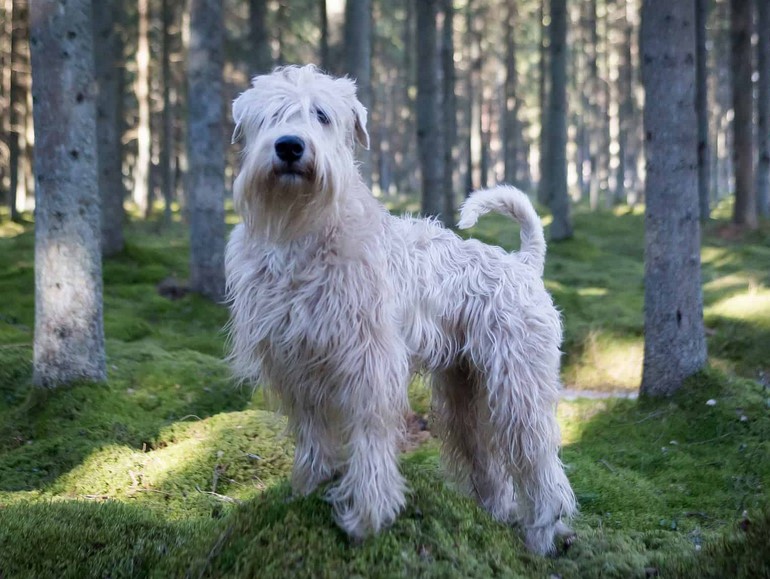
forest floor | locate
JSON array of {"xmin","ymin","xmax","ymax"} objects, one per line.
[{"xmin": 0, "ymin": 201, "xmax": 769, "ymax": 578}]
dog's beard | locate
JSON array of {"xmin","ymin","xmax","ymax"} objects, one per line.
[{"xmin": 234, "ymin": 152, "xmax": 339, "ymax": 243}]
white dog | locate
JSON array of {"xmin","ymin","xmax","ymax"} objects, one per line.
[{"xmin": 226, "ymin": 65, "xmax": 576, "ymax": 555}]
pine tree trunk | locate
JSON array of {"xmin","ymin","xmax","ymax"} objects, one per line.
[
  {"xmin": 546, "ymin": 0, "xmax": 572, "ymax": 240},
  {"xmin": 730, "ymin": 0, "xmax": 756, "ymax": 227},
  {"xmin": 537, "ymin": 1, "xmax": 550, "ymax": 205},
  {"xmin": 93, "ymin": 0, "xmax": 125, "ymax": 256},
  {"xmin": 757, "ymin": 0, "xmax": 770, "ymax": 217},
  {"xmin": 30, "ymin": 0, "xmax": 107, "ymax": 387},
  {"xmin": 134, "ymin": 0, "xmax": 151, "ymax": 216},
  {"xmin": 587, "ymin": 0, "xmax": 600, "ymax": 209},
  {"xmin": 9, "ymin": 0, "xmax": 28, "ymax": 219},
  {"xmin": 319, "ymin": 0, "xmax": 330, "ymax": 72},
  {"xmin": 161, "ymin": 0, "xmax": 174, "ymax": 225},
  {"xmin": 344, "ymin": 0, "xmax": 372, "ymax": 186},
  {"xmin": 503, "ymin": 1, "xmax": 518, "ymax": 187},
  {"xmin": 615, "ymin": 0, "xmax": 634, "ymax": 205},
  {"xmin": 250, "ymin": 0, "xmax": 272, "ymax": 74},
  {"xmin": 187, "ymin": 0, "xmax": 226, "ymax": 301},
  {"xmin": 416, "ymin": 0, "xmax": 444, "ymax": 220},
  {"xmin": 1, "ymin": 0, "xmax": 12, "ymax": 214},
  {"xmin": 640, "ymin": 0, "xmax": 707, "ymax": 397},
  {"xmin": 696, "ymin": 0, "xmax": 711, "ymax": 221},
  {"xmin": 441, "ymin": 0, "xmax": 456, "ymax": 222}
]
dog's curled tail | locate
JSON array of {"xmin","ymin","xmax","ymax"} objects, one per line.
[{"xmin": 458, "ymin": 185, "xmax": 546, "ymax": 275}]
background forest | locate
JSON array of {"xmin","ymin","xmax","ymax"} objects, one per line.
[{"xmin": 1, "ymin": 0, "xmax": 770, "ymax": 577}]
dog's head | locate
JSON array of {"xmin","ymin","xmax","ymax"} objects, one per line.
[{"xmin": 231, "ymin": 65, "xmax": 369, "ymax": 241}]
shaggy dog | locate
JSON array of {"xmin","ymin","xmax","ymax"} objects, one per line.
[{"xmin": 226, "ymin": 65, "xmax": 576, "ymax": 554}]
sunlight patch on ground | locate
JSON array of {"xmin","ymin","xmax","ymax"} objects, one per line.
[
  {"xmin": 577, "ymin": 287, "xmax": 608, "ymax": 297},
  {"xmin": 563, "ymin": 330, "xmax": 643, "ymax": 392},
  {"xmin": 706, "ymin": 289, "xmax": 770, "ymax": 327},
  {"xmin": 49, "ymin": 409, "xmax": 291, "ymax": 518},
  {"xmin": 0, "ymin": 220, "xmax": 26, "ymax": 239}
]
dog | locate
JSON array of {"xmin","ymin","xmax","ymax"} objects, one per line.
[{"xmin": 225, "ymin": 65, "xmax": 576, "ymax": 555}]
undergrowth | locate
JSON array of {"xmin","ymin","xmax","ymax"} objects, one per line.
[{"xmin": 0, "ymin": 205, "xmax": 768, "ymax": 577}]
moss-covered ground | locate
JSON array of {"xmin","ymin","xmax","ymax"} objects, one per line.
[{"xmin": 0, "ymin": 203, "xmax": 768, "ymax": 578}]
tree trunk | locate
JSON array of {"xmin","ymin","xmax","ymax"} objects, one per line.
[
  {"xmin": 441, "ymin": 0, "xmax": 456, "ymax": 222},
  {"xmin": 537, "ymin": 1, "xmax": 550, "ymax": 204},
  {"xmin": 319, "ymin": 0, "xmax": 330, "ymax": 72},
  {"xmin": 546, "ymin": 0, "xmax": 572, "ymax": 240},
  {"xmin": 161, "ymin": 0, "xmax": 175, "ymax": 225},
  {"xmin": 29, "ymin": 0, "xmax": 107, "ymax": 387},
  {"xmin": 416, "ymin": 0, "xmax": 444, "ymax": 220},
  {"xmin": 344, "ymin": 0, "xmax": 372, "ymax": 186},
  {"xmin": 503, "ymin": 1, "xmax": 519, "ymax": 187},
  {"xmin": 640, "ymin": 0, "xmax": 707, "ymax": 397},
  {"xmin": 1, "ymin": 0, "xmax": 12, "ymax": 213},
  {"xmin": 730, "ymin": 0, "xmax": 756, "ymax": 227},
  {"xmin": 757, "ymin": 0, "xmax": 770, "ymax": 217},
  {"xmin": 615, "ymin": 0, "xmax": 635, "ymax": 205},
  {"xmin": 93, "ymin": 0, "xmax": 125, "ymax": 256},
  {"xmin": 187, "ymin": 0, "xmax": 226, "ymax": 301},
  {"xmin": 696, "ymin": 0, "xmax": 711, "ymax": 221},
  {"xmin": 586, "ymin": 0, "xmax": 600, "ymax": 209},
  {"xmin": 9, "ymin": 0, "xmax": 29, "ymax": 220},
  {"xmin": 134, "ymin": 0, "xmax": 152, "ymax": 216},
  {"xmin": 250, "ymin": 0, "xmax": 272, "ymax": 74}
]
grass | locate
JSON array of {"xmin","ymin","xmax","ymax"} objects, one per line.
[{"xmin": 0, "ymin": 203, "xmax": 769, "ymax": 577}]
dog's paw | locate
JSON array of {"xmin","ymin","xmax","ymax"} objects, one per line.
[{"xmin": 523, "ymin": 520, "xmax": 576, "ymax": 556}]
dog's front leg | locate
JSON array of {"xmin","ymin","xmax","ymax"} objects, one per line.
[
  {"xmin": 288, "ymin": 398, "xmax": 338, "ymax": 496},
  {"xmin": 324, "ymin": 343, "xmax": 410, "ymax": 540}
]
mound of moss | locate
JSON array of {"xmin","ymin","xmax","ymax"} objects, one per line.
[{"xmin": 1, "ymin": 209, "xmax": 769, "ymax": 577}]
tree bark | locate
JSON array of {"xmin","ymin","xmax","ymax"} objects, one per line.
[
  {"xmin": 640, "ymin": 0, "xmax": 707, "ymax": 397},
  {"xmin": 503, "ymin": 1, "xmax": 519, "ymax": 187},
  {"xmin": 250, "ymin": 0, "xmax": 272, "ymax": 74},
  {"xmin": 161, "ymin": 0, "xmax": 174, "ymax": 225},
  {"xmin": 545, "ymin": 0, "xmax": 572, "ymax": 240},
  {"xmin": 695, "ymin": 0, "xmax": 710, "ymax": 221},
  {"xmin": 9, "ymin": 0, "xmax": 30, "ymax": 220},
  {"xmin": 319, "ymin": 0, "xmax": 330, "ymax": 72},
  {"xmin": 29, "ymin": 0, "xmax": 107, "ymax": 387},
  {"xmin": 730, "ymin": 0, "xmax": 756, "ymax": 227},
  {"xmin": 134, "ymin": 0, "xmax": 152, "ymax": 216},
  {"xmin": 1, "ymin": 0, "xmax": 12, "ymax": 213},
  {"xmin": 344, "ymin": 0, "xmax": 372, "ymax": 186},
  {"xmin": 757, "ymin": 0, "xmax": 770, "ymax": 217},
  {"xmin": 441, "ymin": 0, "xmax": 456, "ymax": 222},
  {"xmin": 187, "ymin": 0, "xmax": 226, "ymax": 301},
  {"xmin": 537, "ymin": 1, "xmax": 550, "ymax": 205},
  {"xmin": 416, "ymin": 0, "xmax": 444, "ymax": 220},
  {"xmin": 93, "ymin": 0, "xmax": 125, "ymax": 255}
]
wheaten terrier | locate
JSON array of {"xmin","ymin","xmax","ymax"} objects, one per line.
[{"xmin": 226, "ymin": 65, "xmax": 576, "ymax": 554}]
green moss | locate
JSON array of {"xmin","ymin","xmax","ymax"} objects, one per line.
[{"xmin": 1, "ymin": 209, "xmax": 769, "ymax": 576}]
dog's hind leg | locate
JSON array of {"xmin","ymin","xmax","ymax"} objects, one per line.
[
  {"xmin": 432, "ymin": 363, "xmax": 517, "ymax": 524},
  {"xmin": 476, "ymin": 341, "xmax": 577, "ymax": 555}
]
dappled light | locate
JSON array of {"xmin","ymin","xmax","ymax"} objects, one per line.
[{"xmin": 1, "ymin": 0, "xmax": 769, "ymax": 573}]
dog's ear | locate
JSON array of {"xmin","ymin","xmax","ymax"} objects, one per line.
[
  {"xmin": 352, "ymin": 100, "xmax": 370, "ymax": 150},
  {"xmin": 231, "ymin": 122, "xmax": 243, "ymax": 145},
  {"xmin": 231, "ymin": 93, "xmax": 246, "ymax": 144},
  {"xmin": 231, "ymin": 87, "xmax": 258, "ymax": 144}
]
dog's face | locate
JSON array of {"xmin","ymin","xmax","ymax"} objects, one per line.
[{"xmin": 232, "ymin": 65, "xmax": 369, "ymax": 241}]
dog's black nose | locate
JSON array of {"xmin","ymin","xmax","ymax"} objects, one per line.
[{"xmin": 274, "ymin": 136, "xmax": 305, "ymax": 163}]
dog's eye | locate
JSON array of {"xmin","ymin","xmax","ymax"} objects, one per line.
[{"xmin": 316, "ymin": 109, "xmax": 330, "ymax": 125}]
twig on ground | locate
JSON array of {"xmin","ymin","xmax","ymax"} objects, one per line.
[
  {"xmin": 195, "ymin": 485, "xmax": 241, "ymax": 504},
  {"xmin": 598, "ymin": 459, "xmax": 617, "ymax": 474}
]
